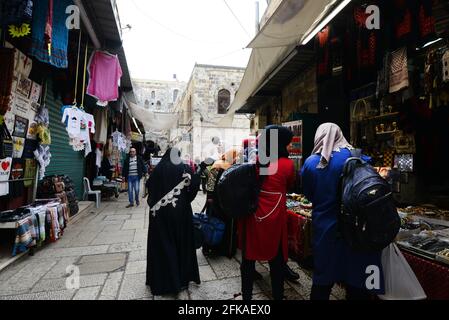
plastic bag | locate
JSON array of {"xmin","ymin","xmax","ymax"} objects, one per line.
[{"xmin": 378, "ymin": 244, "xmax": 427, "ymax": 300}]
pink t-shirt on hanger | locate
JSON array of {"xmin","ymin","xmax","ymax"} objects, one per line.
[{"xmin": 86, "ymin": 51, "xmax": 123, "ymax": 104}]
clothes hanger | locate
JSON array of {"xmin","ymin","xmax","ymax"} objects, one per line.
[
  {"xmin": 79, "ymin": 38, "xmax": 89, "ymax": 112},
  {"xmin": 73, "ymin": 30, "xmax": 82, "ymax": 108}
]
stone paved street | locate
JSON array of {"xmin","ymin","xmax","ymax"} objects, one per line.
[{"xmin": 0, "ymin": 193, "xmax": 345, "ymax": 300}]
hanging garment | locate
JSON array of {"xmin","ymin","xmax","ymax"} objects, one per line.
[
  {"xmin": 390, "ymin": 47, "xmax": 409, "ymax": 93},
  {"xmin": 12, "ymin": 214, "xmax": 38, "ymax": 256},
  {"xmin": 0, "ymin": 48, "xmax": 15, "ymax": 116},
  {"xmin": 0, "ymin": 157, "xmax": 13, "ymax": 196},
  {"xmin": 61, "ymin": 106, "xmax": 83, "ymax": 138},
  {"xmin": 417, "ymin": 0, "xmax": 436, "ymax": 47},
  {"xmin": 15, "ymin": 50, "xmax": 33, "ymax": 78},
  {"xmin": 35, "ymin": 104, "xmax": 49, "ymax": 126},
  {"xmin": 23, "ymin": 158, "xmax": 36, "ymax": 187},
  {"xmin": 442, "ymin": 50, "xmax": 449, "ymax": 83},
  {"xmin": 0, "ymin": 0, "xmax": 33, "ymax": 26},
  {"xmin": 30, "ymin": 0, "xmax": 72, "ymax": 68},
  {"xmin": 36, "ymin": 124, "xmax": 51, "ymax": 145},
  {"xmin": 316, "ymin": 26, "xmax": 331, "ymax": 83},
  {"xmin": 95, "ymin": 147, "xmax": 102, "ymax": 168},
  {"xmin": 12, "ymin": 136, "xmax": 25, "ymax": 158},
  {"xmin": 22, "ymin": 139, "xmax": 38, "ymax": 159},
  {"xmin": 377, "ymin": 53, "xmax": 392, "ymax": 98},
  {"xmin": 33, "ymin": 144, "xmax": 51, "ymax": 179},
  {"xmin": 26, "ymin": 206, "xmax": 46, "ymax": 245},
  {"xmin": 392, "ymin": 0, "xmax": 416, "ymax": 48},
  {"xmin": 87, "ymin": 51, "xmax": 123, "ymax": 104},
  {"xmin": 9, "ymin": 158, "xmax": 25, "ymax": 197},
  {"xmin": 79, "ymin": 111, "xmax": 95, "ymax": 142},
  {"xmin": 93, "ymin": 108, "xmax": 108, "ymax": 144}
]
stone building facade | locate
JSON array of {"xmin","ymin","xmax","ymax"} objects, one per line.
[
  {"xmin": 132, "ymin": 78, "xmax": 186, "ymax": 112},
  {"xmin": 171, "ymin": 64, "xmax": 252, "ymax": 162}
]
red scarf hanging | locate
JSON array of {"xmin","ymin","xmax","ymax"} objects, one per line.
[{"xmin": 44, "ymin": 0, "xmax": 54, "ymax": 55}]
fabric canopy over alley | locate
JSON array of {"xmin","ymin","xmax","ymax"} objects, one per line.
[{"xmin": 222, "ymin": 0, "xmax": 340, "ymax": 125}]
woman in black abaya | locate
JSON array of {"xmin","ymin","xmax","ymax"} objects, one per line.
[{"xmin": 146, "ymin": 148, "xmax": 201, "ymax": 295}]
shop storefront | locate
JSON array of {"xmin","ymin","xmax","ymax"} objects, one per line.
[
  {"xmin": 234, "ymin": 0, "xmax": 449, "ymax": 300},
  {"xmin": 0, "ymin": 0, "xmax": 134, "ymax": 269}
]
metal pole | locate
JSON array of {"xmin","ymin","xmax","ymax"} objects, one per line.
[{"xmin": 255, "ymin": 1, "xmax": 260, "ymax": 34}]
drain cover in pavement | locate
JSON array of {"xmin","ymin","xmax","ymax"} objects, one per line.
[{"xmin": 77, "ymin": 253, "xmax": 127, "ymax": 275}]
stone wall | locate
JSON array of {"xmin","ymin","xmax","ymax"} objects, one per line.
[
  {"xmin": 173, "ymin": 64, "xmax": 251, "ymax": 161},
  {"xmin": 132, "ymin": 79, "xmax": 186, "ymax": 112}
]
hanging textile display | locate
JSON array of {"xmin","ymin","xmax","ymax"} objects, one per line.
[
  {"xmin": 9, "ymin": 158, "xmax": 25, "ymax": 197},
  {"xmin": 442, "ymin": 50, "xmax": 449, "ymax": 83},
  {"xmin": 0, "ymin": 157, "xmax": 13, "ymax": 197},
  {"xmin": 12, "ymin": 136, "xmax": 25, "ymax": 158},
  {"xmin": 390, "ymin": 47, "xmax": 409, "ymax": 93},
  {"xmin": 111, "ymin": 130, "xmax": 127, "ymax": 152},
  {"xmin": 0, "ymin": 0, "xmax": 33, "ymax": 25},
  {"xmin": 316, "ymin": 26, "xmax": 331, "ymax": 83},
  {"xmin": 33, "ymin": 144, "xmax": 51, "ymax": 180},
  {"xmin": 0, "ymin": 48, "xmax": 15, "ymax": 116},
  {"xmin": 417, "ymin": 0, "xmax": 436, "ymax": 47},
  {"xmin": 60, "ymin": 105, "xmax": 95, "ymax": 152},
  {"xmin": 59, "ymin": 36, "xmax": 96, "ymax": 154},
  {"xmin": 23, "ymin": 159, "xmax": 37, "ymax": 188},
  {"xmin": 30, "ymin": 0, "xmax": 72, "ymax": 68},
  {"xmin": 87, "ymin": 51, "xmax": 123, "ymax": 106}
]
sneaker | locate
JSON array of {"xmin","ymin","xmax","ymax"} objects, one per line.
[
  {"xmin": 126, "ymin": 204, "xmax": 134, "ymax": 208},
  {"xmin": 136, "ymin": 201, "xmax": 140, "ymax": 207}
]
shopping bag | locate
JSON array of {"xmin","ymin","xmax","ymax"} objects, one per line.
[
  {"xmin": 378, "ymin": 243, "xmax": 427, "ymax": 300},
  {"xmin": 192, "ymin": 213, "xmax": 225, "ymax": 247}
]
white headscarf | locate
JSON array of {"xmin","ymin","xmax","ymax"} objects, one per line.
[{"xmin": 312, "ymin": 123, "xmax": 353, "ymax": 169}]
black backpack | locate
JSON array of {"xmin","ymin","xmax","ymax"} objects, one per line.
[
  {"xmin": 216, "ymin": 164, "xmax": 260, "ymax": 219},
  {"xmin": 339, "ymin": 150, "xmax": 401, "ymax": 252}
]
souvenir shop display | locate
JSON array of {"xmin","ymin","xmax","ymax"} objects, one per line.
[
  {"xmin": 36, "ymin": 175, "xmax": 79, "ymax": 217},
  {"xmin": 61, "ymin": 105, "xmax": 95, "ymax": 152},
  {"xmin": 286, "ymin": 194, "xmax": 313, "ymax": 264},
  {"xmin": 87, "ymin": 50, "xmax": 123, "ymax": 106},
  {"xmin": 0, "ymin": 199, "xmax": 70, "ymax": 256},
  {"xmin": 111, "ymin": 130, "xmax": 128, "ymax": 153},
  {"xmin": 30, "ymin": 0, "xmax": 73, "ymax": 69}
]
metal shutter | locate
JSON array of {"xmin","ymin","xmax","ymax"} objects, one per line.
[{"xmin": 45, "ymin": 85, "xmax": 86, "ymax": 199}]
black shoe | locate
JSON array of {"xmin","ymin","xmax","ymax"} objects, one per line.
[
  {"xmin": 254, "ymin": 270, "xmax": 264, "ymax": 281},
  {"xmin": 284, "ymin": 265, "xmax": 300, "ymax": 282},
  {"xmin": 136, "ymin": 201, "xmax": 140, "ymax": 207},
  {"xmin": 126, "ymin": 204, "xmax": 134, "ymax": 208}
]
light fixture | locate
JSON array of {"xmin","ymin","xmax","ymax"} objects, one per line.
[
  {"xmin": 301, "ymin": 0, "xmax": 352, "ymax": 45},
  {"xmin": 422, "ymin": 38, "xmax": 443, "ymax": 49}
]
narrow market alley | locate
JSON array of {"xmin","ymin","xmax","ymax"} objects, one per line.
[{"xmin": 0, "ymin": 194, "xmax": 345, "ymax": 300}]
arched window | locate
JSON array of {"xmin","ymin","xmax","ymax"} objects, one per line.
[
  {"xmin": 173, "ymin": 89, "xmax": 179, "ymax": 102},
  {"xmin": 151, "ymin": 91, "xmax": 155, "ymax": 99},
  {"xmin": 217, "ymin": 89, "xmax": 231, "ymax": 114}
]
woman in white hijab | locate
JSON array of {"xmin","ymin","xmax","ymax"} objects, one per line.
[{"xmin": 301, "ymin": 123, "xmax": 383, "ymax": 300}]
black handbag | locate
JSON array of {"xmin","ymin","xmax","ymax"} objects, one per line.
[{"xmin": 0, "ymin": 122, "xmax": 13, "ymax": 158}]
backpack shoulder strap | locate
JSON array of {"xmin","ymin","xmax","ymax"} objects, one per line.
[{"xmin": 342, "ymin": 148, "xmax": 364, "ymax": 177}]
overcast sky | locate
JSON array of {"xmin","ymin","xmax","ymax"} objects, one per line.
[{"xmin": 117, "ymin": 0, "xmax": 268, "ymax": 82}]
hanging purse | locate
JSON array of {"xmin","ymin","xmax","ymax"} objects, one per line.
[{"xmin": 0, "ymin": 122, "xmax": 14, "ymax": 158}]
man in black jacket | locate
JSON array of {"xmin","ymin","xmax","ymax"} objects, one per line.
[{"xmin": 122, "ymin": 148, "xmax": 146, "ymax": 208}]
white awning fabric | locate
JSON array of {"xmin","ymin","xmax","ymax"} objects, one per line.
[
  {"xmin": 124, "ymin": 99, "xmax": 179, "ymax": 133},
  {"xmin": 221, "ymin": 0, "xmax": 340, "ymax": 126}
]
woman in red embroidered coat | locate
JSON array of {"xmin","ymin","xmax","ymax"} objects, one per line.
[{"xmin": 238, "ymin": 125, "xmax": 295, "ymax": 300}]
